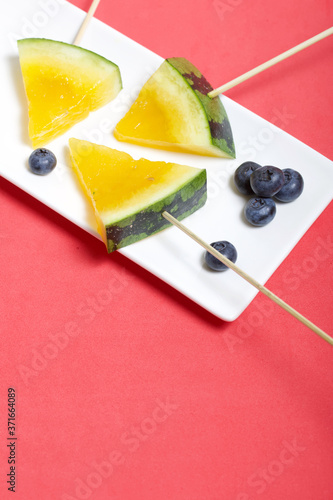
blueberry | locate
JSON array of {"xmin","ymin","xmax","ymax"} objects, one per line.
[
  {"xmin": 234, "ymin": 161, "xmax": 261, "ymax": 195},
  {"xmin": 28, "ymin": 148, "xmax": 57, "ymax": 175},
  {"xmin": 275, "ymin": 168, "xmax": 304, "ymax": 202},
  {"xmin": 205, "ymin": 241, "xmax": 237, "ymax": 271},
  {"xmin": 244, "ymin": 197, "xmax": 276, "ymax": 226},
  {"xmin": 250, "ymin": 165, "xmax": 284, "ymax": 197}
]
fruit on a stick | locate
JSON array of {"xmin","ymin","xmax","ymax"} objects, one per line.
[
  {"xmin": 69, "ymin": 138, "xmax": 207, "ymax": 252},
  {"xmin": 18, "ymin": 38, "xmax": 122, "ymax": 148},
  {"xmin": 114, "ymin": 58, "xmax": 235, "ymax": 158}
]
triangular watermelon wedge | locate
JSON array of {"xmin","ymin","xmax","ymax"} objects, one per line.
[
  {"xmin": 69, "ymin": 138, "xmax": 207, "ymax": 253},
  {"xmin": 18, "ymin": 38, "xmax": 122, "ymax": 148},
  {"xmin": 114, "ymin": 57, "xmax": 235, "ymax": 158}
]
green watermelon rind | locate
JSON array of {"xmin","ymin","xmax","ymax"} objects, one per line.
[
  {"xmin": 17, "ymin": 38, "xmax": 122, "ymax": 82},
  {"xmin": 166, "ymin": 57, "xmax": 235, "ymax": 159},
  {"xmin": 105, "ymin": 169, "xmax": 207, "ymax": 253}
]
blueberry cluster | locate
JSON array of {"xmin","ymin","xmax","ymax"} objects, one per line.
[{"xmin": 234, "ymin": 161, "xmax": 304, "ymax": 226}]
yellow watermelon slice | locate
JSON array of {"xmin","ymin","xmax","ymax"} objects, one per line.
[
  {"xmin": 114, "ymin": 58, "xmax": 235, "ymax": 158},
  {"xmin": 69, "ymin": 138, "xmax": 207, "ymax": 253},
  {"xmin": 18, "ymin": 38, "xmax": 122, "ymax": 148}
]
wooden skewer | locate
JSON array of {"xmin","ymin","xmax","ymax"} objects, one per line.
[
  {"xmin": 73, "ymin": 0, "xmax": 101, "ymax": 45},
  {"xmin": 162, "ymin": 211, "xmax": 333, "ymax": 347},
  {"xmin": 208, "ymin": 27, "xmax": 333, "ymax": 98}
]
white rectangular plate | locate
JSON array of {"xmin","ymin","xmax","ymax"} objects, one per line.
[{"xmin": 1, "ymin": 0, "xmax": 333, "ymax": 321}]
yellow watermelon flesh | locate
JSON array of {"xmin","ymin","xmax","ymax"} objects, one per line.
[
  {"xmin": 114, "ymin": 58, "xmax": 235, "ymax": 158},
  {"xmin": 18, "ymin": 38, "xmax": 122, "ymax": 148}
]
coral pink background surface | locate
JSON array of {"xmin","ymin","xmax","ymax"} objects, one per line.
[{"xmin": 1, "ymin": 0, "xmax": 333, "ymax": 499}]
